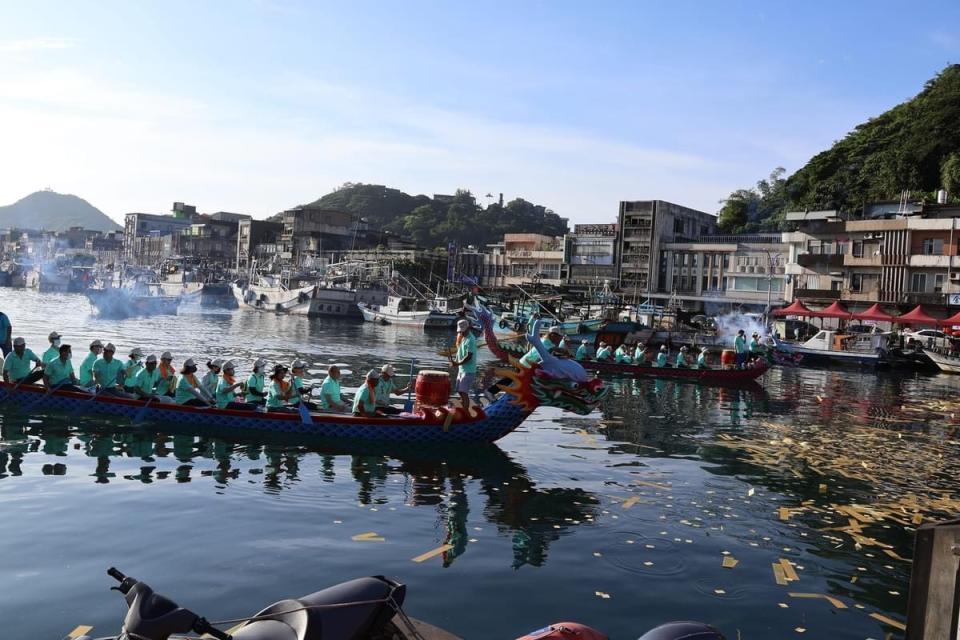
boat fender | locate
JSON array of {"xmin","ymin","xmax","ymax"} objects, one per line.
[
  {"xmin": 516, "ymin": 622, "xmax": 608, "ymax": 640},
  {"xmin": 637, "ymin": 622, "xmax": 726, "ymax": 640}
]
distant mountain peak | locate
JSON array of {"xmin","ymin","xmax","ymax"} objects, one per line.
[{"xmin": 0, "ymin": 190, "xmax": 121, "ymax": 232}]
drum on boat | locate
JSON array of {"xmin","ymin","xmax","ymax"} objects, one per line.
[
  {"xmin": 415, "ymin": 370, "xmax": 451, "ymax": 407},
  {"xmin": 720, "ymin": 349, "xmax": 736, "ymax": 369}
]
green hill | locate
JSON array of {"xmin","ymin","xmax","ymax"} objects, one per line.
[
  {"xmin": 303, "ymin": 183, "xmax": 569, "ymax": 248},
  {"xmin": 0, "ymin": 190, "xmax": 121, "ymax": 232},
  {"xmin": 719, "ymin": 64, "xmax": 960, "ymax": 232}
]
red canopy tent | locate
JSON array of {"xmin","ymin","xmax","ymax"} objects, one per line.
[
  {"xmin": 810, "ymin": 301, "xmax": 853, "ymax": 319},
  {"xmin": 852, "ymin": 303, "xmax": 897, "ymax": 323},
  {"xmin": 772, "ymin": 299, "xmax": 813, "ymax": 317},
  {"xmin": 896, "ymin": 305, "xmax": 940, "ymax": 327},
  {"xmin": 937, "ymin": 310, "xmax": 960, "ymax": 327}
]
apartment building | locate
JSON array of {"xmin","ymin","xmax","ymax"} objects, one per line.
[
  {"xmin": 617, "ymin": 200, "xmax": 716, "ymax": 296},
  {"xmin": 564, "ymin": 224, "xmax": 618, "ymax": 288},
  {"xmin": 502, "ymin": 233, "xmax": 566, "ymax": 286},
  {"xmin": 783, "ymin": 200, "xmax": 960, "ymax": 313}
]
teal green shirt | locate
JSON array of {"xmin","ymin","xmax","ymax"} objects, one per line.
[
  {"xmin": 655, "ymin": 352, "xmax": 668, "ymax": 367},
  {"xmin": 675, "ymin": 353, "xmax": 687, "ymax": 367},
  {"xmin": 520, "ymin": 336, "xmax": 558, "ymax": 367},
  {"xmin": 78, "ymin": 352, "xmax": 99, "ymax": 386},
  {"xmin": 156, "ymin": 365, "xmax": 176, "ymax": 395},
  {"xmin": 375, "ymin": 377, "xmax": 397, "ymax": 406},
  {"xmin": 596, "ymin": 346, "xmax": 612, "ymax": 360},
  {"xmin": 697, "ymin": 353, "xmax": 708, "ymax": 367},
  {"xmin": 266, "ymin": 380, "xmax": 291, "ymax": 408},
  {"xmin": 42, "ymin": 345, "xmax": 60, "ymax": 363},
  {"xmin": 123, "ymin": 358, "xmax": 143, "ymax": 387},
  {"xmin": 575, "ymin": 345, "xmax": 589, "ymax": 361},
  {"xmin": 3, "ymin": 349, "xmax": 41, "ymax": 381},
  {"xmin": 749, "ymin": 338, "xmax": 761, "ymax": 352},
  {"xmin": 734, "ymin": 335, "xmax": 747, "ymax": 354},
  {"xmin": 215, "ymin": 376, "xmax": 241, "ymax": 408},
  {"xmin": 615, "ymin": 347, "xmax": 632, "ymax": 363},
  {"xmin": 135, "ymin": 367, "xmax": 161, "ymax": 395},
  {"xmin": 175, "ymin": 374, "xmax": 205, "ymax": 404},
  {"xmin": 457, "ymin": 333, "xmax": 478, "ymax": 375},
  {"xmin": 244, "ymin": 373, "xmax": 265, "ymax": 402},
  {"xmin": 93, "ymin": 358, "xmax": 124, "ymax": 387},
  {"xmin": 45, "ymin": 357, "xmax": 75, "ymax": 385},
  {"xmin": 201, "ymin": 371, "xmax": 219, "ymax": 397},
  {"xmin": 352, "ymin": 383, "xmax": 376, "ymax": 414},
  {"xmin": 319, "ymin": 376, "xmax": 342, "ymax": 410}
]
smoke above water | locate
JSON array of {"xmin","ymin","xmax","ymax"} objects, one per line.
[{"xmin": 713, "ymin": 312, "xmax": 768, "ymax": 347}]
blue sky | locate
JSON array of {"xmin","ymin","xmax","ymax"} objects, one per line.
[{"xmin": 1, "ymin": 1, "xmax": 959, "ymax": 225}]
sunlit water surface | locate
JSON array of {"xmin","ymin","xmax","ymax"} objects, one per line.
[{"xmin": 2, "ymin": 289, "xmax": 957, "ymax": 639}]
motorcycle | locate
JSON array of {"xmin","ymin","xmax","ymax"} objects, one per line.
[{"xmin": 65, "ymin": 568, "xmax": 726, "ymax": 640}]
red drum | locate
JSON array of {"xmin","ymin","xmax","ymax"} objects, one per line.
[
  {"xmin": 720, "ymin": 349, "xmax": 736, "ymax": 369},
  {"xmin": 415, "ymin": 370, "xmax": 451, "ymax": 407}
]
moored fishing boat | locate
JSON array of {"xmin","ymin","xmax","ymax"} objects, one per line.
[
  {"xmin": 86, "ymin": 285, "xmax": 180, "ymax": 318},
  {"xmin": 922, "ymin": 348, "xmax": 960, "ymax": 373},
  {"xmin": 358, "ymin": 295, "xmax": 459, "ymax": 328}
]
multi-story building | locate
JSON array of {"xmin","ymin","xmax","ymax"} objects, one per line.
[
  {"xmin": 617, "ymin": 200, "xmax": 716, "ymax": 297},
  {"xmin": 564, "ymin": 224, "xmax": 619, "ymax": 288},
  {"xmin": 660, "ymin": 233, "xmax": 788, "ymax": 312},
  {"xmin": 502, "ymin": 233, "xmax": 566, "ymax": 286},
  {"xmin": 279, "ymin": 206, "xmax": 355, "ymax": 266},
  {"xmin": 782, "ymin": 199, "xmax": 960, "ymax": 314},
  {"xmin": 236, "ymin": 218, "xmax": 283, "ymax": 272},
  {"xmin": 124, "ymin": 212, "xmax": 193, "ymax": 264}
]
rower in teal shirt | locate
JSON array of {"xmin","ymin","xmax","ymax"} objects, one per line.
[
  {"xmin": 42, "ymin": 331, "xmax": 62, "ymax": 363},
  {"xmin": 93, "ymin": 343, "xmax": 125, "ymax": 391},
  {"xmin": 2, "ymin": 337, "xmax": 44, "ymax": 384},
  {"xmin": 575, "ymin": 340, "xmax": 591, "ymax": 361},
  {"xmin": 43, "ymin": 345, "xmax": 77, "ymax": 387},
  {"xmin": 319, "ymin": 366, "xmax": 346, "ymax": 411},
  {"xmin": 654, "ymin": 346, "xmax": 669, "ymax": 367},
  {"xmin": 675, "ymin": 346, "xmax": 689, "ymax": 368},
  {"xmin": 696, "ymin": 347, "xmax": 709, "ymax": 369},
  {"xmin": 78, "ymin": 340, "xmax": 103, "ymax": 387},
  {"xmin": 133, "ymin": 355, "xmax": 162, "ymax": 398},
  {"xmin": 352, "ymin": 369, "xmax": 380, "ymax": 416},
  {"xmin": 614, "ymin": 344, "xmax": 633, "ymax": 364},
  {"xmin": 244, "ymin": 359, "xmax": 268, "ymax": 405},
  {"xmin": 122, "ymin": 347, "xmax": 145, "ymax": 391},
  {"xmin": 519, "ymin": 329, "xmax": 562, "ymax": 367},
  {"xmin": 595, "ymin": 342, "xmax": 613, "ymax": 361}
]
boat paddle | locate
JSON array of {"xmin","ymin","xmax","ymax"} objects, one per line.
[
  {"xmin": 2, "ymin": 365, "xmax": 41, "ymax": 403},
  {"xmin": 297, "ymin": 400, "xmax": 312, "ymax": 425},
  {"xmin": 132, "ymin": 396, "xmax": 156, "ymax": 425},
  {"xmin": 403, "ymin": 358, "xmax": 417, "ymax": 412}
]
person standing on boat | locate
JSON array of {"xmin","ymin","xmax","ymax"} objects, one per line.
[
  {"xmin": 3, "ymin": 337, "xmax": 44, "ymax": 385},
  {"xmin": 244, "ymin": 358, "xmax": 268, "ymax": 406},
  {"xmin": 675, "ymin": 345, "xmax": 689, "ymax": 368},
  {"xmin": 352, "ymin": 369, "xmax": 381, "ymax": 417},
  {"xmin": 122, "ymin": 348, "xmax": 145, "ymax": 393},
  {"xmin": 614, "ymin": 343, "xmax": 633, "ymax": 364},
  {"xmin": 595, "ymin": 341, "xmax": 613, "ymax": 361},
  {"xmin": 319, "ymin": 365, "xmax": 347, "ymax": 412},
  {"xmin": 290, "ymin": 360, "xmax": 318, "ymax": 410},
  {"xmin": 575, "ymin": 339, "xmax": 592, "ymax": 361},
  {"xmin": 132, "ymin": 354, "xmax": 162, "ymax": 399},
  {"xmin": 201, "ymin": 359, "xmax": 223, "ymax": 398},
  {"xmin": 0, "ymin": 310, "xmax": 11, "ymax": 356},
  {"xmin": 519, "ymin": 327, "xmax": 562, "ymax": 368},
  {"xmin": 93, "ymin": 343, "xmax": 125, "ymax": 394},
  {"xmin": 375, "ymin": 363, "xmax": 410, "ymax": 415},
  {"xmin": 448, "ymin": 318, "xmax": 477, "ymax": 410},
  {"xmin": 156, "ymin": 352, "xmax": 177, "ymax": 397},
  {"xmin": 749, "ymin": 332, "xmax": 762, "ymax": 355},
  {"xmin": 696, "ymin": 347, "xmax": 710, "ymax": 368},
  {"xmin": 175, "ymin": 358, "xmax": 213, "ymax": 406},
  {"xmin": 654, "ymin": 345, "xmax": 669, "ymax": 367},
  {"xmin": 42, "ymin": 331, "xmax": 63, "ymax": 363},
  {"xmin": 734, "ymin": 329, "xmax": 747, "ymax": 369},
  {"xmin": 216, "ymin": 361, "xmax": 252, "ymax": 410},
  {"xmin": 43, "ymin": 344, "xmax": 82, "ymax": 391},
  {"xmin": 77, "ymin": 340, "xmax": 103, "ymax": 389}
]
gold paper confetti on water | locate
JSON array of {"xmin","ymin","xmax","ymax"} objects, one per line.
[
  {"xmin": 622, "ymin": 496, "xmax": 640, "ymax": 509},
  {"xmin": 778, "ymin": 507, "xmax": 792, "ymax": 521},
  {"xmin": 633, "ymin": 480, "xmax": 671, "ymax": 490},
  {"xmin": 818, "ymin": 483, "xmax": 827, "ymax": 493},
  {"xmin": 68, "ymin": 626, "xmax": 93, "ymax": 639},
  {"xmin": 883, "ymin": 549, "xmax": 911, "ymax": 562},
  {"xmin": 722, "ymin": 556, "xmax": 739, "ymax": 569},
  {"xmin": 411, "ymin": 544, "xmax": 454, "ymax": 563},
  {"xmin": 779, "ymin": 559, "xmax": 800, "ymax": 582},
  {"xmin": 351, "ymin": 532, "xmax": 385, "ymax": 542},
  {"xmin": 787, "ymin": 592, "xmax": 847, "ymax": 609},
  {"xmin": 868, "ymin": 613, "xmax": 906, "ymax": 631},
  {"xmin": 772, "ymin": 563, "xmax": 788, "ymax": 586}
]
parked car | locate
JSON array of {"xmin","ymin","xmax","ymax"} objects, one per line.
[{"xmin": 902, "ymin": 328, "xmax": 953, "ymax": 350}]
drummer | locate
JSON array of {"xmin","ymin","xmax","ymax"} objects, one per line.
[{"xmin": 375, "ymin": 363, "xmax": 410, "ymax": 415}]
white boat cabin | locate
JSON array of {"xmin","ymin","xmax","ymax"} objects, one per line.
[{"xmin": 802, "ymin": 330, "xmax": 885, "ymax": 353}]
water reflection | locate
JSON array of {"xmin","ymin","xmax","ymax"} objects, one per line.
[{"xmin": 0, "ymin": 420, "xmax": 599, "ymax": 569}]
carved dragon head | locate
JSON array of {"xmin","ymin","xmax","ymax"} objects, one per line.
[{"xmin": 497, "ymin": 358, "xmax": 608, "ymax": 416}]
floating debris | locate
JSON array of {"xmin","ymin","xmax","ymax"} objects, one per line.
[
  {"xmin": 411, "ymin": 544, "xmax": 454, "ymax": 563},
  {"xmin": 787, "ymin": 592, "xmax": 847, "ymax": 609}
]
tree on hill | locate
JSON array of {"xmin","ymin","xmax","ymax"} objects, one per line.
[{"xmin": 720, "ymin": 64, "xmax": 960, "ymax": 229}]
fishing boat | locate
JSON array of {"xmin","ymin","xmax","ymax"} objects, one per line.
[
  {"xmin": 233, "ymin": 275, "xmax": 372, "ymax": 318},
  {"xmin": 85, "ymin": 282, "xmax": 180, "ymax": 318},
  {"xmin": 921, "ymin": 348, "xmax": 960, "ymax": 373},
  {"xmin": 0, "ymin": 315, "xmax": 606, "ymax": 443},
  {"xmin": 358, "ymin": 295, "xmax": 460, "ymax": 328}
]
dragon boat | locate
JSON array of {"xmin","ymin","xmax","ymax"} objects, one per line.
[
  {"xmin": 0, "ymin": 315, "xmax": 607, "ymax": 444},
  {"xmin": 477, "ymin": 306, "xmax": 770, "ymax": 385}
]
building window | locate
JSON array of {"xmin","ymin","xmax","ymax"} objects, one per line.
[
  {"xmin": 923, "ymin": 238, "xmax": 944, "ymax": 255},
  {"xmin": 851, "ymin": 273, "xmax": 863, "ymax": 292},
  {"xmin": 852, "ymin": 241, "xmax": 864, "ymax": 258},
  {"xmin": 935, "ymin": 273, "xmax": 945, "ymax": 293},
  {"xmin": 674, "ymin": 219, "xmax": 684, "ymax": 234},
  {"xmin": 911, "ymin": 273, "xmax": 927, "ymax": 292}
]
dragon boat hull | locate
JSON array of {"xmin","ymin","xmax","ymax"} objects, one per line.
[
  {"xmin": 0, "ymin": 382, "xmax": 531, "ymax": 445},
  {"xmin": 579, "ymin": 358, "xmax": 769, "ymax": 382}
]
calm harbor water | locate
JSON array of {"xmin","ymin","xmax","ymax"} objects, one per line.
[{"xmin": 1, "ymin": 288, "xmax": 957, "ymax": 639}]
